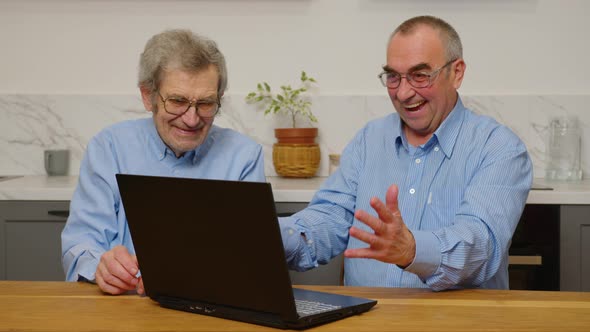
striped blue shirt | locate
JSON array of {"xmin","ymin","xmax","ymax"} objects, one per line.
[
  {"xmin": 62, "ymin": 118, "xmax": 265, "ymax": 282},
  {"xmin": 280, "ymin": 97, "xmax": 532, "ymax": 291}
]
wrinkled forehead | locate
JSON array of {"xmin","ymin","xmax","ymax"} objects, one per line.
[{"xmin": 386, "ymin": 26, "xmax": 446, "ymax": 72}]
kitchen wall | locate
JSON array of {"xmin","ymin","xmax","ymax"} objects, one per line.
[
  {"xmin": 1, "ymin": 1, "xmax": 588, "ymax": 178},
  {"xmin": 1, "ymin": 94, "xmax": 588, "ymax": 178}
]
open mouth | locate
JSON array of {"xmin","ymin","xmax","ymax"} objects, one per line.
[{"xmin": 404, "ymin": 100, "xmax": 426, "ymax": 112}]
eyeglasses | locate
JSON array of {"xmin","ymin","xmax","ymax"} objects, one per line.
[
  {"xmin": 378, "ymin": 59, "xmax": 457, "ymax": 89},
  {"xmin": 158, "ymin": 92, "xmax": 220, "ymax": 118}
]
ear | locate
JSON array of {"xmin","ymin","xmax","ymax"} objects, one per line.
[
  {"xmin": 140, "ymin": 86, "xmax": 155, "ymax": 113},
  {"xmin": 452, "ymin": 59, "xmax": 466, "ymax": 90}
]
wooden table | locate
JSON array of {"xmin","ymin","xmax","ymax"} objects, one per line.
[{"xmin": 1, "ymin": 281, "xmax": 589, "ymax": 331}]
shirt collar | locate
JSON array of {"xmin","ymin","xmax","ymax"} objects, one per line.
[
  {"xmin": 432, "ymin": 96, "xmax": 465, "ymax": 158},
  {"xmin": 146, "ymin": 120, "xmax": 168, "ymax": 161},
  {"xmin": 393, "ymin": 116, "xmax": 406, "ymax": 154},
  {"xmin": 393, "ymin": 95, "xmax": 466, "ymax": 158}
]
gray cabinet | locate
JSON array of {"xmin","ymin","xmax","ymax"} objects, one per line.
[
  {"xmin": 0, "ymin": 201, "xmax": 68, "ymax": 281},
  {"xmin": 560, "ymin": 205, "xmax": 590, "ymax": 291},
  {"xmin": 0, "ymin": 200, "xmax": 345, "ymax": 285},
  {"xmin": 278, "ymin": 202, "xmax": 590, "ymax": 291},
  {"xmin": 2, "ymin": 200, "xmax": 586, "ymax": 290}
]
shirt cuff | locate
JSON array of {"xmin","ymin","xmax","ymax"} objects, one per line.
[
  {"xmin": 278, "ymin": 216, "xmax": 315, "ymax": 271},
  {"xmin": 403, "ymin": 230, "xmax": 441, "ymax": 280},
  {"xmin": 66, "ymin": 250, "xmax": 100, "ymax": 283}
]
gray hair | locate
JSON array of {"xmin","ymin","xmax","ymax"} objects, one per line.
[
  {"xmin": 391, "ymin": 15, "xmax": 463, "ymax": 62},
  {"xmin": 138, "ymin": 29, "xmax": 228, "ymax": 99}
]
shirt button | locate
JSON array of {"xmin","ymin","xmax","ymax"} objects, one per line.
[
  {"xmin": 409, "ymin": 188, "xmax": 416, "ymax": 194},
  {"xmin": 415, "ymin": 158, "xmax": 421, "ymax": 164},
  {"xmin": 434, "ymin": 146, "xmax": 440, "ymax": 152},
  {"xmin": 288, "ymin": 229, "xmax": 294, "ymax": 236}
]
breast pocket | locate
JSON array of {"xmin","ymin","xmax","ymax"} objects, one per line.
[{"xmin": 422, "ymin": 187, "xmax": 463, "ymax": 230}]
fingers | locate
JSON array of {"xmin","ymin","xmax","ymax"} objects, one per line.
[
  {"xmin": 354, "ymin": 209, "xmax": 386, "ymax": 235},
  {"xmin": 368, "ymin": 185, "xmax": 402, "ymax": 227},
  {"xmin": 96, "ymin": 263, "xmax": 129, "ymax": 295},
  {"xmin": 348, "ymin": 184, "xmax": 415, "ymax": 265},
  {"xmin": 113, "ymin": 246, "xmax": 139, "ymax": 277},
  {"xmin": 349, "ymin": 225, "xmax": 379, "ymax": 247},
  {"xmin": 385, "ymin": 184, "xmax": 400, "ymax": 216},
  {"xmin": 95, "ymin": 245, "xmax": 140, "ymax": 295},
  {"xmin": 136, "ymin": 277, "xmax": 145, "ymax": 296},
  {"xmin": 344, "ymin": 246, "xmax": 377, "ymax": 259},
  {"xmin": 132, "ymin": 254, "xmax": 145, "ymax": 295},
  {"xmin": 345, "ymin": 226, "xmax": 388, "ymax": 261}
]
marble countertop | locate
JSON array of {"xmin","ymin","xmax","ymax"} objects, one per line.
[{"xmin": 0, "ymin": 175, "xmax": 590, "ymax": 205}]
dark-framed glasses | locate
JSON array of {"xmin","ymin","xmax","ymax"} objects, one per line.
[
  {"xmin": 378, "ymin": 59, "xmax": 457, "ymax": 89},
  {"xmin": 158, "ymin": 92, "xmax": 220, "ymax": 118}
]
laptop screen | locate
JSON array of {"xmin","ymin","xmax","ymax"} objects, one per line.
[
  {"xmin": 117, "ymin": 174, "xmax": 298, "ymax": 319},
  {"xmin": 118, "ymin": 174, "xmax": 377, "ymax": 329}
]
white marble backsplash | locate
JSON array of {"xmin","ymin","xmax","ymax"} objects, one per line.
[{"xmin": 0, "ymin": 94, "xmax": 588, "ymax": 179}]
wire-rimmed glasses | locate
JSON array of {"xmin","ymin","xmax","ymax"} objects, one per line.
[
  {"xmin": 378, "ymin": 59, "xmax": 457, "ymax": 89},
  {"xmin": 158, "ymin": 92, "xmax": 220, "ymax": 118}
]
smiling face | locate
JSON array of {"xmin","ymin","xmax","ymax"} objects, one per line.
[
  {"xmin": 140, "ymin": 65, "xmax": 220, "ymax": 157},
  {"xmin": 386, "ymin": 25, "xmax": 466, "ymax": 145}
]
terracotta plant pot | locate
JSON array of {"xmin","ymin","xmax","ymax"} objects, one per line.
[
  {"xmin": 274, "ymin": 127, "xmax": 318, "ymax": 144},
  {"xmin": 272, "ymin": 128, "xmax": 320, "ymax": 178}
]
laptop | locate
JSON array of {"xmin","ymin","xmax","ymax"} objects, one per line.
[{"xmin": 116, "ymin": 174, "xmax": 377, "ymax": 330}]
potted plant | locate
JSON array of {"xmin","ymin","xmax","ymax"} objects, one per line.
[{"xmin": 246, "ymin": 71, "xmax": 320, "ymax": 178}]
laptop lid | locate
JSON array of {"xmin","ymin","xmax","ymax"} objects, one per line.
[{"xmin": 116, "ymin": 174, "xmax": 376, "ymax": 329}]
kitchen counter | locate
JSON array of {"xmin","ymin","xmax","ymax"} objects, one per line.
[
  {"xmin": 0, "ymin": 175, "xmax": 590, "ymax": 204},
  {"xmin": 0, "ymin": 176, "xmax": 79, "ymax": 201},
  {"xmin": 1, "ymin": 176, "xmax": 589, "ymax": 290}
]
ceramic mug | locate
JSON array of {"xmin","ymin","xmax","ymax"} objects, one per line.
[{"xmin": 44, "ymin": 149, "xmax": 69, "ymax": 176}]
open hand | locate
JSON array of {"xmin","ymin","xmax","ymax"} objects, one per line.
[{"xmin": 345, "ymin": 184, "xmax": 416, "ymax": 267}]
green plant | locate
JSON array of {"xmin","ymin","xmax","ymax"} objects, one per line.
[{"xmin": 245, "ymin": 71, "xmax": 318, "ymax": 128}]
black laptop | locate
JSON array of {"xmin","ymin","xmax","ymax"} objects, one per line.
[{"xmin": 116, "ymin": 174, "xmax": 377, "ymax": 330}]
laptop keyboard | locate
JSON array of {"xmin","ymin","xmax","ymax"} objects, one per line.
[{"xmin": 295, "ymin": 299, "xmax": 342, "ymax": 316}]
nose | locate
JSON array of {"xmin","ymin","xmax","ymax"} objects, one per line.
[
  {"xmin": 181, "ymin": 105, "xmax": 202, "ymax": 127},
  {"xmin": 393, "ymin": 77, "xmax": 416, "ymax": 101}
]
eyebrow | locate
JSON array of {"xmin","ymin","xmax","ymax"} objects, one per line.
[
  {"xmin": 167, "ymin": 93, "xmax": 218, "ymax": 102},
  {"xmin": 382, "ymin": 62, "xmax": 433, "ymax": 73}
]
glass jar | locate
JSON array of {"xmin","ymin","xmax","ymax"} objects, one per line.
[{"xmin": 545, "ymin": 116, "xmax": 582, "ymax": 181}]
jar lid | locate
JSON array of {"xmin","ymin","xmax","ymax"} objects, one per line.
[{"xmin": 550, "ymin": 116, "xmax": 579, "ymax": 129}]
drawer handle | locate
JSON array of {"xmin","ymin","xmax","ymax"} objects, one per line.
[
  {"xmin": 48, "ymin": 210, "xmax": 70, "ymax": 218},
  {"xmin": 509, "ymin": 255, "xmax": 542, "ymax": 266}
]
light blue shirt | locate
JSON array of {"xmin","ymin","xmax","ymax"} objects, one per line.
[
  {"xmin": 62, "ymin": 118, "xmax": 265, "ymax": 282},
  {"xmin": 280, "ymin": 97, "xmax": 532, "ymax": 291}
]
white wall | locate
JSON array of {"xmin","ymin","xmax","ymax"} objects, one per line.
[{"xmin": 1, "ymin": 0, "xmax": 589, "ymax": 96}]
